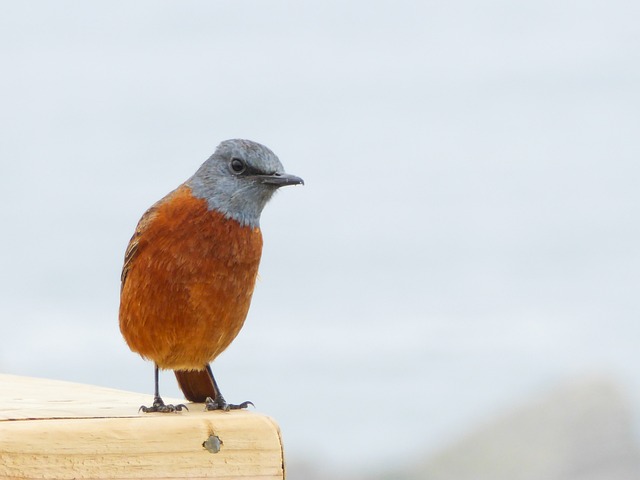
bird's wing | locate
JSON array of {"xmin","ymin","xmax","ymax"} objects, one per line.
[
  {"xmin": 120, "ymin": 203, "xmax": 160, "ymax": 292},
  {"xmin": 120, "ymin": 186, "xmax": 187, "ymax": 293}
]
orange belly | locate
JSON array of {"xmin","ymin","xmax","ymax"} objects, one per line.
[{"xmin": 119, "ymin": 185, "xmax": 263, "ymax": 370}]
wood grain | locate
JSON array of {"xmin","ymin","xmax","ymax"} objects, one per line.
[{"xmin": 0, "ymin": 374, "xmax": 284, "ymax": 480}]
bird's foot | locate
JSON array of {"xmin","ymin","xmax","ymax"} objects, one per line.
[
  {"xmin": 204, "ymin": 396, "xmax": 254, "ymax": 411},
  {"xmin": 139, "ymin": 395, "xmax": 188, "ymax": 413}
]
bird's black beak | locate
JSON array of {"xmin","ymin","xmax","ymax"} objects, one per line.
[{"xmin": 258, "ymin": 173, "xmax": 304, "ymax": 187}]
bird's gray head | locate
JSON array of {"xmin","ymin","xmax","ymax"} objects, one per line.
[{"xmin": 187, "ymin": 139, "xmax": 303, "ymax": 228}]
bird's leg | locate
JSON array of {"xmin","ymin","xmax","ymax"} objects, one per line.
[
  {"xmin": 204, "ymin": 365, "xmax": 254, "ymax": 411},
  {"xmin": 139, "ymin": 364, "xmax": 188, "ymax": 413}
]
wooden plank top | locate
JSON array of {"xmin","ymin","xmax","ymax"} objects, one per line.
[
  {"xmin": 0, "ymin": 374, "xmax": 168, "ymax": 421},
  {"xmin": 0, "ymin": 373, "xmax": 184, "ymax": 420}
]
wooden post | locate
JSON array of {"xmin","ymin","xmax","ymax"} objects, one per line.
[{"xmin": 0, "ymin": 374, "xmax": 285, "ymax": 479}]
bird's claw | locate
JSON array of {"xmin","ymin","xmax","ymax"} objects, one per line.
[
  {"xmin": 139, "ymin": 403, "xmax": 188, "ymax": 413},
  {"xmin": 204, "ymin": 396, "xmax": 254, "ymax": 411},
  {"xmin": 139, "ymin": 396, "xmax": 188, "ymax": 413}
]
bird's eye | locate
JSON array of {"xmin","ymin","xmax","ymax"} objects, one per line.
[{"xmin": 230, "ymin": 158, "xmax": 246, "ymax": 174}]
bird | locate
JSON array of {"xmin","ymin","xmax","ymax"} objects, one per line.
[{"xmin": 119, "ymin": 139, "xmax": 303, "ymax": 412}]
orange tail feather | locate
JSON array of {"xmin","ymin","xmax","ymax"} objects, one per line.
[{"xmin": 174, "ymin": 369, "xmax": 216, "ymax": 403}]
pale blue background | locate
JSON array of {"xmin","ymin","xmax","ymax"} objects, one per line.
[{"xmin": 1, "ymin": 1, "xmax": 639, "ymax": 476}]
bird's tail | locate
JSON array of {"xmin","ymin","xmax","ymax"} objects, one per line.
[{"xmin": 174, "ymin": 368, "xmax": 216, "ymax": 403}]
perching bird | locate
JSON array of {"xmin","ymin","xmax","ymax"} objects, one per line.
[{"xmin": 119, "ymin": 139, "xmax": 303, "ymax": 412}]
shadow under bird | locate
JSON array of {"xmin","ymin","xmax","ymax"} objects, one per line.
[{"xmin": 119, "ymin": 139, "xmax": 303, "ymax": 412}]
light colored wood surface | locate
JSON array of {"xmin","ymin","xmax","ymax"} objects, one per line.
[{"xmin": 0, "ymin": 374, "xmax": 284, "ymax": 480}]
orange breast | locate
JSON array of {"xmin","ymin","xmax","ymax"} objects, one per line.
[{"xmin": 119, "ymin": 185, "xmax": 263, "ymax": 370}]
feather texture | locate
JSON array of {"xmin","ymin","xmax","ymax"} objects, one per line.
[{"xmin": 119, "ymin": 184, "xmax": 263, "ymax": 370}]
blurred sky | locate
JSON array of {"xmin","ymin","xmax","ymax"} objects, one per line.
[{"xmin": 1, "ymin": 0, "xmax": 639, "ymax": 475}]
